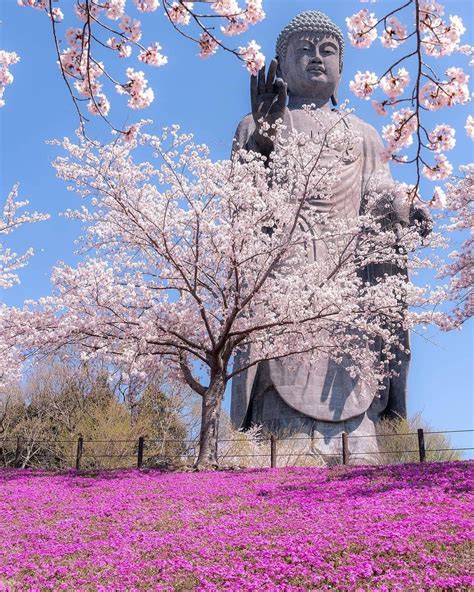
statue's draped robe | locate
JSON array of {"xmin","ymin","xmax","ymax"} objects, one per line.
[{"xmin": 231, "ymin": 108, "xmax": 411, "ymax": 430}]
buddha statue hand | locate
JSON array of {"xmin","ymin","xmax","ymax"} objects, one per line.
[{"xmin": 251, "ymin": 59, "xmax": 288, "ymax": 154}]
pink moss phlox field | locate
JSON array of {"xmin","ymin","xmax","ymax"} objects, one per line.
[{"xmin": 1, "ymin": 462, "xmax": 473, "ymax": 591}]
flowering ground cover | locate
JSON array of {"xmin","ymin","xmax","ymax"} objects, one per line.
[{"xmin": 1, "ymin": 462, "xmax": 472, "ymax": 591}]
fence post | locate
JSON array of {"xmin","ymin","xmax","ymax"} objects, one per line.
[
  {"xmin": 75, "ymin": 435, "xmax": 83, "ymax": 470},
  {"xmin": 14, "ymin": 436, "xmax": 22, "ymax": 468},
  {"xmin": 417, "ymin": 428, "xmax": 426, "ymax": 463},
  {"xmin": 137, "ymin": 436, "xmax": 144, "ymax": 469},
  {"xmin": 342, "ymin": 432, "xmax": 349, "ymax": 465},
  {"xmin": 270, "ymin": 435, "xmax": 277, "ymax": 468}
]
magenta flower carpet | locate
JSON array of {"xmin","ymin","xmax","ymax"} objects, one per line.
[{"xmin": 1, "ymin": 462, "xmax": 472, "ymax": 591}]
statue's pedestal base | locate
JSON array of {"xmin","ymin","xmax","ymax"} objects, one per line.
[{"xmin": 246, "ymin": 386, "xmax": 381, "ymax": 465}]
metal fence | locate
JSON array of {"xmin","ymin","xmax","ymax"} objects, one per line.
[{"xmin": 1, "ymin": 428, "xmax": 472, "ymax": 470}]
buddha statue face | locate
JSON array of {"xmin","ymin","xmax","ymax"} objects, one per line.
[{"xmin": 280, "ymin": 32, "xmax": 341, "ymax": 102}]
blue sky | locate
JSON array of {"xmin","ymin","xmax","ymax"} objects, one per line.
[{"xmin": 0, "ymin": 0, "xmax": 472, "ymax": 454}]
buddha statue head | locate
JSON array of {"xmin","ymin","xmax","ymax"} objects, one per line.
[{"xmin": 275, "ymin": 11, "xmax": 345, "ymax": 105}]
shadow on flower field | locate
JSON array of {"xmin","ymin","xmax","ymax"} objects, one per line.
[{"xmin": 1, "ymin": 461, "xmax": 472, "ymax": 591}]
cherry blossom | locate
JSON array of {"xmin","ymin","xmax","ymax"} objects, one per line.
[
  {"xmin": 430, "ymin": 186, "xmax": 447, "ymax": 209},
  {"xmin": 107, "ymin": 37, "xmax": 133, "ymax": 59},
  {"xmin": 0, "ymin": 50, "xmax": 20, "ymax": 108},
  {"xmin": 18, "ymin": 0, "xmax": 266, "ymax": 133},
  {"xmin": 87, "ymin": 93, "xmax": 111, "ymax": 117},
  {"xmin": 382, "ymin": 108, "xmax": 417, "ymax": 157},
  {"xmin": 116, "ymin": 68, "xmax": 154, "ymax": 108},
  {"xmin": 238, "ymin": 40, "xmax": 265, "ymax": 75},
  {"xmin": 133, "ymin": 0, "xmax": 159, "ymax": 12},
  {"xmin": 244, "ymin": 0, "xmax": 265, "ymax": 25},
  {"xmin": 371, "ymin": 100, "xmax": 388, "ymax": 116},
  {"xmin": 138, "ymin": 43, "xmax": 168, "ymax": 67},
  {"xmin": 198, "ymin": 33, "xmax": 219, "ymax": 59},
  {"xmin": 380, "ymin": 16, "xmax": 407, "ymax": 49},
  {"xmin": 212, "ymin": 0, "xmax": 240, "ymax": 17},
  {"xmin": 428, "ymin": 124, "xmax": 456, "ymax": 152},
  {"xmin": 119, "ymin": 16, "xmax": 142, "ymax": 42},
  {"xmin": 346, "ymin": 9, "xmax": 378, "ymax": 49},
  {"xmin": 436, "ymin": 165, "xmax": 473, "ymax": 329},
  {"xmin": 349, "ymin": 70, "xmax": 378, "ymax": 100},
  {"xmin": 423, "ymin": 154, "xmax": 453, "ymax": 180},
  {"xmin": 465, "ymin": 115, "xmax": 474, "ymax": 140},
  {"xmin": 1, "ymin": 119, "xmax": 443, "ymax": 466},
  {"xmin": 0, "ymin": 185, "xmax": 49, "ymax": 290},
  {"xmin": 380, "ymin": 68, "xmax": 410, "ymax": 98},
  {"xmin": 168, "ymin": 2, "xmax": 192, "ymax": 25}
]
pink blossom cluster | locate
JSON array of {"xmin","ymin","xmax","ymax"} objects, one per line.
[
  {"xmin": 380, "ymin": 16, "xmax": 407, "ymax": 49},
  {"xmin": 0, "ymin": 462, "xmax": 472, "ymax": 590},
  {"xmin": 116, "ymin": 68, "xmax": 154, "ymax": 108},
  {"xmin": 382, "ymin": 108, "xmax": 417, "ymax": 157},
  {"xmin": 420, "ymin": 1, "xmax": 466, "ymax": 58},
  {"xmin": 349, "ymin": 70, "xmax": 378, "ymax": 100},
  {"xmin": 466, "ymin": 115, "xmax": 474, "ymax": 140},
  {"xmin": 379, "ymin": 68, "xmax": 410, "ymax": 98},
  {"xmin": 138, "ymin": 43, "xmax": 168, "ymax": 67},
  {"xmin": 198, "ymin": 33, "xmax": 219, "ymax": 59},
  {"xmin": 346, "ymin": 9, "xmax": 378, "ymax": 48},
  {"xmin": 0, "ymin": 50, "xmax": 20, "ymax": 108},
  {"xmin": 428, "ymin": 123, "xmax": 456, "ymax": 152},
  {"xmin": 422, "ymin": 153, "xmax": 453, "ymax": 180},
  {"xmin": 436, "ymin": 165, "xmax": 473, "ymax": 328},
  {"xmin": 238, "ymin": 40, "xmax": 265, "ymax": 75},
  {"xmin": 420, "ymin": 67, "xmax": 470, "ymax": 111},
  {"xmin": 18, "ymin": 0, "xmax": 265, "ymax": 127}
]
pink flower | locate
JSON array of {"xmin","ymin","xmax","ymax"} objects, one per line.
[
  {"xmin": 103, "ymin": 0, "xmax": 126, "ymax": 20},
  {"xmin": 380, "ymin": 67, "xmax": 410, "ymax": 98},
  {"xmin": 107, "ymin": 37, "xmax": 132, "ymax": 59},
  {"xmin": 244, "ymin": 0, "xmax": 265, "ymax": 25},
  {"xmin": 119, "ymin": 16, "xmax": 142, "ymax": 42},
  {"xmin": 198, "ymin": 33, "xmax": 219, "ymax": 59},
  {"xmin": 380, "ymin": 16, "xmax": 407, "ymax": 49},
  {"xmin": 346, "ymin": 9, "xmax": 378, "ymax": 49},
  {"xmin": 116, "ymin": 68, "xmax": 154, "ymax": 109},
  {"xmin": 382, "ymin": 108, "xmax": 417, "ymax": 153},
  {"xmin": 49, "ymin": 7, "xmax": 64, "ymax": 22},
  {"xmin": 430, "ymin": 186, "xmax": 448, "ymax": 209},
  {"xmin": 428, "ymin": 124, "xmax": 456, "ymax": 152},
  {"xmin": 420, "ymin": 68, "xmax": 470, "ymax": 110},
  {"xmin": 349, "ymin": 70, "xmax": 378, "ymax": 100},
  {"xmin": 238, "ymin": 40, "xmax": 265, "ymax": 75},
  {"xmin": 465, "ymin": 115, "xmax": 474, "ymax": 140},
  {"xmin": 167, "ymin": 2, "xmax": 193, "ymax": 25},
  {"xmin": 423, "ymin": 154, "xmax": 453, "ymax": 180},
  {"xmin": 211, "ymin": 0, "xmax": 240, "ymax": 17},
  {"xmin": 138, "ymin": 43, "xmax": 168, "ymax": 67},
  {"xmin": 221, "ymin": 17, "xmax": 249, "ymax": 36},
  {"xmin": 133, "ymin": 0, "xmax": 159, "ymax": 12},
  {"xmin": 0, "ymin": 50, "xmax": 20, "ymax": 108},
  {"xmin": 87, "ymin": 93, "xmax": 111, "ymax": 117},
  {"xmin": 371, "ymin": 100, "xmax": 389, "ymax": 116}
]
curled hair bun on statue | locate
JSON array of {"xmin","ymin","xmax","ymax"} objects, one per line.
[{"xmin": 276, "ymin": 11, "xmax": 344, "ymax": 72}]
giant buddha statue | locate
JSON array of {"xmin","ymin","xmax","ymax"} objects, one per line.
[{"xmin": 230, "ymin": 11, "xmax": 429, "ymax": 460}]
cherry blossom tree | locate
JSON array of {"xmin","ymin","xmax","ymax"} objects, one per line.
[
  {"xmin": 17, "ymin": 0, "xmax": 265, "ymax": 133},
  {"xmin": 346, "ymin": 0, "xmax": 473, "ymax": 323},
  {"xmin": 0, "ymin": 185, "xmax": 49, "ymax": 387},
  {"xmin": 2, "ymin": 115, "xmax": 443, "ymax": 468},
  {"xmin": 435, "ymin": 164, "xmax": 473, "ymax": 329}
]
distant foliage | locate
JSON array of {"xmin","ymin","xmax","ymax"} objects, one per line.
[
  {"xmin": 376, "ymin": 413, "xmax": 463, "ymax": 464},
  {"xmin": 0, "ymin": 357, "xmax": 188, "ymax": 469}
]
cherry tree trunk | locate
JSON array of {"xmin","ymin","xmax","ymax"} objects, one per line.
[{"xmin": 195, "ymin": 375, "xmax": 226, "ymax": 470}]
